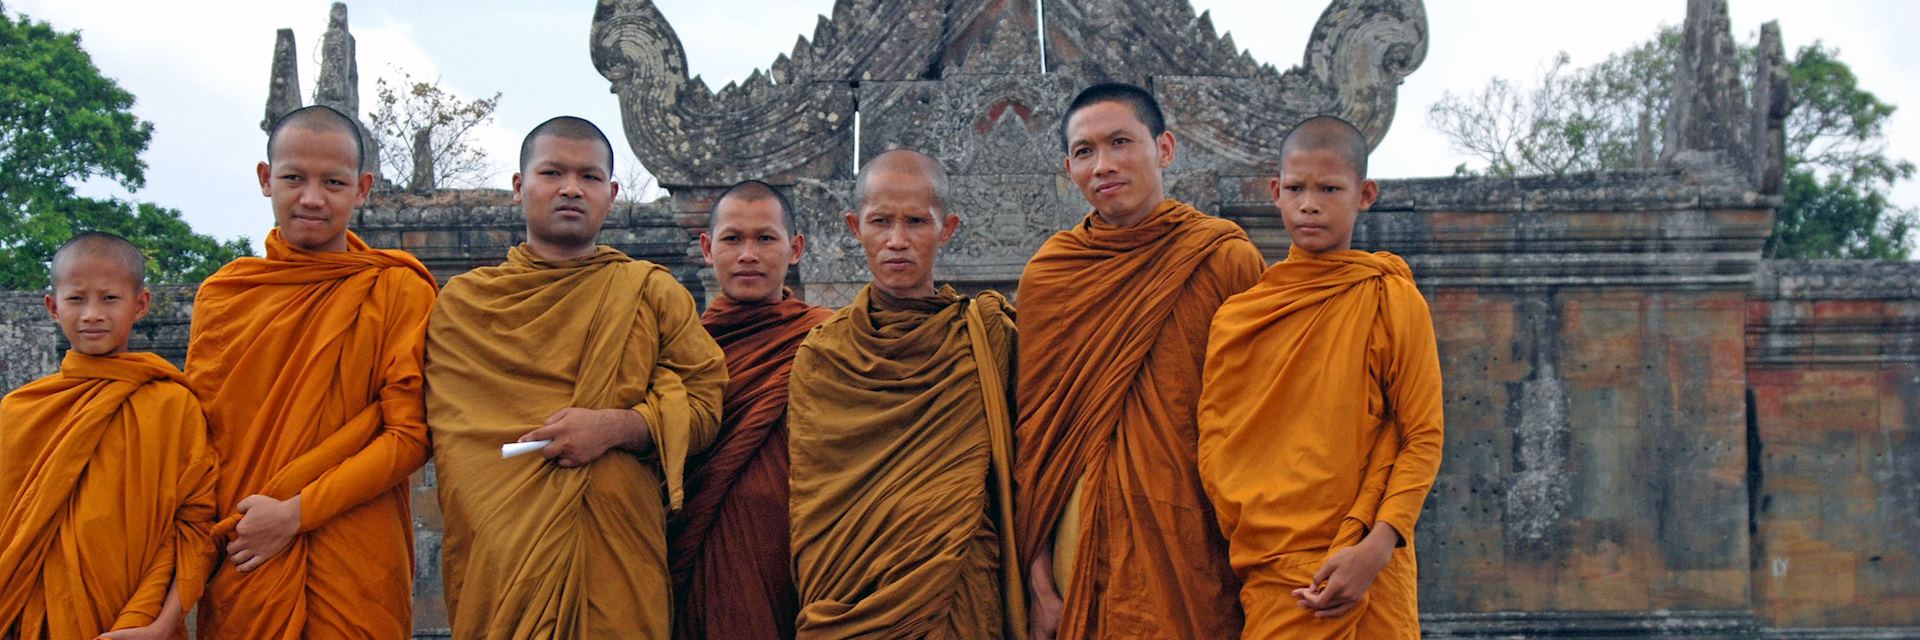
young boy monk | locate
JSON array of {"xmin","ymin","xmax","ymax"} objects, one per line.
[
  {"xmin": 188, "ymin": 105, "xmax": 436, "ymax": 638},
  {"xmin": 0, "ymin": 232, "xmax": 218, "ymax": 640},
  {"xmin": 1198, "ymin": 115, "xmax": 1445, "ymax": 638}
]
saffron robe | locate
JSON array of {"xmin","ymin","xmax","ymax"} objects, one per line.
[
  {"xmin": 788, "ymin": 285, "xmax": 1026, "ymax": 639},
  {"xmin": 1014, "ymin": 199, "xmax": 1264, "ymax": 639},
  {"xmin": 0, "ymin": 352, "xmax": 216, "ymax": 640},
  {"xmin": 187, "ymin": 229, "xmax": 437, "ymax": 639},
  {"xmin": 670, "ymin": 291, "xmax": 831, "ymax": 640},
  {"xmin": 1199, "ymin": 246, "xmax": 1445, "ymax": 638},
  {"xmin": 427, "ymin": 245, "xmax": 725, "ymax": 639}
]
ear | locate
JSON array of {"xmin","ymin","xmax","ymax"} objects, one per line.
[
  {"xmin": 354, "ymin": 171, "xmax": 375, "ymax": 206},
  {"xmin": 132, "ymin": 288, "xmax": 152, "ymax": 323},
  {"xmin": 844, "ymin": 211, "xmax": 860, "ymax": 238},
  {"xmin": 1268, "ymin": 176, "xmax": 1283, "ymax": 205},
  {"xmin": 43, "ymin": 293, "xmax": 57, "ymax": 321},
  {"xmin": 257, "ymin": 162, "xmax": 273, "ymax": 196},
  {"xmin": 1358, "ymin": 179, "xmax": 1379, "ymax": 212},
  {"xmin": 511, "ymin": 173, "xmax": 525, "ymax": 204},
  {"xmin": 609, "ymin": 180, "xmax": 621, "ymax": 202},
  {"xmin": 789, "ymin": 234, "xmax": 807, "ymax": 265},
  {"xmin": 938, "ymin": 212, "xmax": 961, "ymax": 243},
  {"xmin": 698, "ymin": 231, "xmax": 715, "ymax": 266},
  {"xmin": 1156, "ymin": 130, "xmax": 1177, "ymax": 169}
]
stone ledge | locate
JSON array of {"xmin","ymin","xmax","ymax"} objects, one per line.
[{"xmin": 1747, "ymin": 261, "xmax": 1920, "ymax": 365}]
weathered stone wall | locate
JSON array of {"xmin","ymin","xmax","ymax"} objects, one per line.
[{"xmin": 1748, "ymin": 261, "xmax": 1920, "ymax": 630}]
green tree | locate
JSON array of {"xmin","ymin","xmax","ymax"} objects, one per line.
[
  {"xmin": 1426, "ymin": 26, "xmax": 1915, "ymax": 259},
  {"xmin": 0, "ymin": 9, "xmax": 250, "ymax": 289}
]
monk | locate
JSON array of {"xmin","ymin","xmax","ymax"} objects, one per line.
[
  {"xmin": 0, "ymin": 233, "xmax": 216, "ymax": 640},
  {"xmin": 1198, "ymin": 115, "xmax": 1444, "ymax": 638},
  {"xmin": 427, "ymin": 116, "xmax": 726, "ymax": 639},
  {"xmin": 670, "ymin": 180, "xmax": 830, "ymax": 640},
  {"xmin": 1016, "ymin": 82, "xmax": 1265, "ymax": 639},
  {"xmin": 788, "ymin": 149, "xmax": 1026, "ymax": 638},
  {"xmin": 187, "ymin": 105, "xmax": 437, "ymax": 639}
]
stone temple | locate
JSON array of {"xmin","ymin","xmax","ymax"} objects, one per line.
[{"xmin": 0, "ymin": 0, "xmax": 1914, "ymax": 636}]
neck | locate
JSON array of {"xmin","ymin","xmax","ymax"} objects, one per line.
[
  {"xmin": 527, "ymin": 236, "xmax": 596, "ymax": 261},
  {"xmin": 1094, "ymin": 193, "xmax": 1166, "ymax": 228},
  {"xmin": 723, "ymin": 291, "xmax": 786, "ymax": 307},
  {"xmin": 874, "ymin": 281, "xmax": 936, "ymax": 301}
]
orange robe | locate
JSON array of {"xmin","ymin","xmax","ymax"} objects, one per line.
[
  {"xmin": 1014, "ymin": 199, "xmax": 1264, "ymax": 638},
  {"xmin": 0, "ymin": 352, "xmax": 216, "ymax": 640},
  {"xmin": 1199, "ymin": 246, "xmax": 1445, "ymax": 638},
  {"xmin": 788, "ymin": 285, "xmax": 1026, "ymax": 639},
  {"xmin": 186, "ymin": 229, "xmax": 437, "ymax": 639},
  {"xmin": 670, "ymin": 291, "xmax": 831, "ymax": 640},
  {"xmin": 426, "ymin": 245, "xmax": 725, "ymax": 639}
]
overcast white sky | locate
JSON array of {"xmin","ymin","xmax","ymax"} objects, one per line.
[{"xmin": 14, "ymin": 0, "xmax": 1919, "ymax": 252}]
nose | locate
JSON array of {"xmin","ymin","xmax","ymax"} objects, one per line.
[
  {"xmin": 1092, "ymin": 148, "xmax": 1116, "ymax": 177},
  {"xmin": 298, "ymin": 181, "xmax": 326, "ymax": 209},
  {"xmin": 883, "ymin": 224, "xmax": 911, "ymax": 249},
  {"xmin": 79, "ymin": 300, "xmax": 107, "ymax": 324},
  {"xmin": 558, "ymin": 175, "xmax": 584, "ymax": 199}
]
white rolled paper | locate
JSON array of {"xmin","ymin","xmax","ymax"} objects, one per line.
[{"xmin": 501, "ymin": 440, "xmax": 552, "ymax": 459}]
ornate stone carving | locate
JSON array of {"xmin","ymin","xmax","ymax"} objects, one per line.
[{"xmin": 591, "ymin": 0, "xmax": 1429, "ymax": 300}]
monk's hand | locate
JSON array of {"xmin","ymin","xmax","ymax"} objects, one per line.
[
  {"xmin": 1028, "ymin": 550, "xmax": 1064, "ymax": 639},
  {"xmin": 96, "ymin": 625, "xmax": 168, "ymax": 640},
  {"xmin": 229, "ymin": 494, "xmax": 301, "ymax": 573},
  {"xmin": 1293, "ymin": 523, "xmax": 1399, "ymax": 618},
  {"xmin": 522, "ymin": 408, "xmax": 652, "ymax": 468}
]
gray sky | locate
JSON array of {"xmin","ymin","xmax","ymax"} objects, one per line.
[{"xmin": 15, "ymin": 0, "xmax": 1919, "ymax": 252}]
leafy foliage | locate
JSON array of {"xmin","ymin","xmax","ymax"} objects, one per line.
[
  {"xmin": 0, "ymin": 9, "xmax": 251, "ymax": 290},
  {"xmin": 1426, "ymin": 26, "xmax": 1914, "ymax": 258}
]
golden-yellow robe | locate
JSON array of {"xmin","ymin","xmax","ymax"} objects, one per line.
[
  {"xmin": 0, "ymin": 352, "xmax": 216, "ymax": 640},
  {"xmin": 1199, "ymin": 246, "xmax": 1445, "ymax": 638},
  {"xmin": 1015, "ymin": 200, "xmax": 1264, "ymax": 638},
  {"xmin": 426, "ymin": 245, "xmax": 725, "ymax": 639},
  {"xmin": 187, "ymin": 229, "xmax": 437, "ymax": 639},
  {"xmin": 788, "ymin": 285, "xmax": 1025, "ymax": 639}
]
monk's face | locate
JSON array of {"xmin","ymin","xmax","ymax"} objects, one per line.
[
  {"xmin": 515, "ymin": 135, "xmax": 619, "ymax": 255},
  {"xmin": 1271, "ymin": 147, "xmax": 1378, "ymax": 254},
  {"xmin": 258, "ymin": 126, "xmax": 371, "ymax": 253},
  {"xmin": 1064, "ymin": 100, "xmax": 1177, "ymax": 227},
  {"xmin": 843, "ymin": 170, "xmax": 958, "ymax": 300},
  {"xmin": 44, "ymin": 255, "xmax": 150, "ymax": 356},
  {"xmin": 702, "ymin": 195, "xmax": 804, "ymax": 305}
]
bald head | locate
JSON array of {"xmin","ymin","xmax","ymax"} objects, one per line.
[
  {"xmin": 520, "ymin": 116, "xmax": 615, "ymax": 174},
  {"xmin": 51, "ymin": 231, "xmax": 145, "ymax": 290},
  {"xmin": 1279, "ymin": 115, "xmax": 1369, "ymax": 179},
  {"xmin": 852, "ymin": 149, "xmax": 949, "ymax": 213},
  {"xmin": 713, "ymin": 180, "xmax": 795, "ymax": 234},
  {"xmin": 266, "ymin": 105, "xmax": 365, "ymax": 171}
]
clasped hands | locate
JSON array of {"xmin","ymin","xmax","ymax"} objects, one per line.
[{"xmin": 1293, "ymin": 522, "xmax": 1401, "ymax": 618}]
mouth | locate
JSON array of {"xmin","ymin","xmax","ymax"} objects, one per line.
[
  {"xmin": 290, "ymin": 213, "xmax": 331, "ymax": 226},
  {"xmin": 76, "ymin": 329, "xmax": 110, "ymax": 340},
  {"xmin": 881, "ymin": 258, "xmax": 914, "ymax": 271},
  {"xmin": 554, "ymin": 204, "xmax": 587, "ymax": 217},
  {"xmin": 733, "ymin": 270, "xmax": 765, "ymax": 280},
  {"xmin": 1094, "ymin": 181, "xmax": 1126, "ymax": 197}
]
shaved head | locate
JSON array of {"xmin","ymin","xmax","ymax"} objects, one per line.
[
  {"xmin": 51, "ymin": 231, "xmax": 145, "ymax": 289},
  {"xmin": 853, "ymin": 149, "xmax": 949, "ymax": 213},
  {"xmin": 519, "ymin": 116, "xmax": 615, "ymax": 174},
  {"xmin": 266, "ymin": 105, "xmax": 365, "ymax": 171},
  {"xmin": 1280, "ymin": 115, "xmax": 1369, "ymax": 179},
  {"xmin": 713, "ymin": 180, "xmax": 796, "ymax": 234}
]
